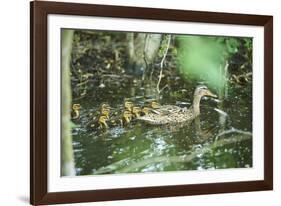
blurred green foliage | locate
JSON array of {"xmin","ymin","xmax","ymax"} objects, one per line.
[
  {"xmin": 177, "ymin": 35, "xmax": 226, "ymax": 90},
  {"xmin": 177, "ymin": 35, "xmax": 252, "ymax": 91}
]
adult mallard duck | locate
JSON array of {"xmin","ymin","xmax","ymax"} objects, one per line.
[{"xmin": 137, "ymin": 86, "xmax": 217, "ymax": 125}]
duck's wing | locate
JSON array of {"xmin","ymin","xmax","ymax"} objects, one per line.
[
  {"xmin": 137, "ymin": 105, "xmax": 184, "ymax": 125},
  {"xmin": 153, "ymin": 105, "xmax": 183, "ymax": 115},
  {"xmin": 137, "ymin": 113, "xmax": 171, "ymax": 125}
]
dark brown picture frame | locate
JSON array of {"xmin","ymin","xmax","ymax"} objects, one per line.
[{"xmin": 30, "ymin": 1, "xmax": 273, "ymax": 205}]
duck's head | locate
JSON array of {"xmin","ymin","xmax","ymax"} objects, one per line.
[
  {"xmin": 72, "ymin": 104, "xmax": 81, "ymax": 110},
  {"xmin": 194, "ymin": 85, "xmax": 217, "ymax": 99}
]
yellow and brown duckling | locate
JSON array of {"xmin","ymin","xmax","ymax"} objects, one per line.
[
  {"xmin": 148, "ymin": 101, "xmax": 161, "ymax": 109},
  {"xmin": 123, "ymin": 100, "xmax": 134, "ymax": 112},
  {"xmin": 141, "ymin": 106, "xmax": 150, "ymax": 116},
  {"xmin": 132, "ymin": 106, "xmax": 142, "ymax": 118},
  {"xmin": 71, "ymin": 104, "xmax": 81, "ymax": 119},
  {"xmin": 97, "ymin": 115, "xmax": 109, "ymax": 129},
  {"xmin": 120, "ymin": 110, "xmax": 133, "ymax": 125},
  {"xmin": 100, "ymin": 107, "xmax": 110, "ymax": 119},
  {"xmin": 137, "ymin": 86, "xmax": 217, "ymax": 125},
  {"xmin": 99, "ymin": 103, "xmax": 111, "ymax": 118}
]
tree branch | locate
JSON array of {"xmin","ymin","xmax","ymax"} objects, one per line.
[{"xmin": 157, "ymin": 35, "xmax": 171, "ymax": 94}]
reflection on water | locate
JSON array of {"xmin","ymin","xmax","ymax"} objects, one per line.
[{"xmin": 72, "ymin": 81, "xmax": 252, "ymax": 175}]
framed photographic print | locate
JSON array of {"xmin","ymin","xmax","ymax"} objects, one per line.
[{"xmin": 30, "ymin": 1, "xmax": 273, "ymax": 205}]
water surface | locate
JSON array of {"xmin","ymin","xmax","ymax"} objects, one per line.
[{"xmin": 71, "ymin": 80, "xmax": 252, "ymax": 175}]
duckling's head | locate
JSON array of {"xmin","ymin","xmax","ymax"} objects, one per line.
[
  {"xmin": 149, "ymin": 101, "xmax": 160, "ymax": 109},
  {"xmin": 98, "ymin": 115, "xmax": 109, "ymax": 125},
  {"xmin": 100, "ymin": 103, "xmax": 111, "ymax": 110},
  {"xmin": 123, "ymin": 110, "xmax": 133, "ymax": 118},
  {"xmin": 101, "ymin": 108, "xmax": 110, "ymax": 118},
  {"xmin": 72, "ymin": 104, "xmax": 81, "ymax": 110},
  {"xmin": 194, "ymin": 85, "xmax": 217, "ymax": 99},
  {"xmin": 121, "ymin": 110, "xmax": 133, "ymax": 124},
  {"xmin": 132, "ymin": 106, "xmax": 141, "ymax": 113},
  {"xmin": 132, "ymin": 106, "xmax": 141, "ymax": 117},
  {"xmin": 141, "ymin": 107, "xmax": 150, "ymax": 115},
  {"xmin": 124, "ymin": 101, "xmax": 134, "ymax": 111}
]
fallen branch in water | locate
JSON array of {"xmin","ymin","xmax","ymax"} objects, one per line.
[
  {"xmin": 214, "ymin": 127, "xmax": 252, "ymax": 141},
  {"xmin": 102, "ymin": 74, "xmax": 133, "ymax": 79}
]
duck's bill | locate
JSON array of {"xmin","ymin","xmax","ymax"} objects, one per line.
[{"xmin": 206, "ymin": 90, "xmax": 218, "ymax": 98}]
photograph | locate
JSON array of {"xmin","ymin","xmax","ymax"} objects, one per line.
[
  {"xmin": 30, "ymin": 2, "xmax": 273, "ymax": 204},
  {"xmin": 61, "ymin": 29, "xmax": 253, "ymax": 176}
]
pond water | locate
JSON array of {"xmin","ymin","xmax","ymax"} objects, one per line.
[{"xmin": 71, "ymin": 79, "xmax": 252, "ymax": 176}]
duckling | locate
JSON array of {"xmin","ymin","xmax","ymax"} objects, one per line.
[
  {"xmin": 132, "ymin": 106, "xmax": 142, "ymax": 118},
  {"xmin": 100, "ymin": 107, "xmax": 110, "ymax": 119},
  {"xmin": 96, "ymin": 103, "xmax": 111, "ymax": 119},
  {"xmin": 120, "ymin": 110, "xmax": 133, "ymax": 125},
  {"xmin": 148, "ymin": 101, "xmax": 161, "ymax": 109},
  {"xmin": 71, "ymin": 104, "xmax": 81, "ymax": 119},
  {"xmin": 141, "ymin": 106, "xmax": 151, "ymax": 116},
  {"xmin": 97, "ymin": 115, "xmax": 109, "ymax": 129},
  {"xmin": 124, "ymin": 101, "xmax": 134, "ymax": 112}
]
